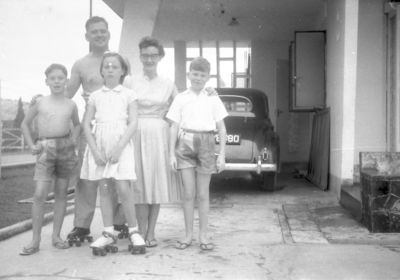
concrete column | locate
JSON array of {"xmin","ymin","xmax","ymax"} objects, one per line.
[
  {"xmin": 340, "ymin": 0, "xmax": 358, "ymax": 183},
  {"xmin": 326, "ymin": 0, "xmax": 359, "ymax": 197},
  {"xmin": 118, "ymin": 0, "xmax": 162, "ymax": 75},
  {"xmin": 0, "ymin": 80, "xmax": 2, "ymax": 177},
  {"xmin": 174, "ymin": 40, "xmax": 187, "ymax": 92}
]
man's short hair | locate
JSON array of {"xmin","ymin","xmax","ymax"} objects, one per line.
[
  {"xmin": 189, "ymin": 57, "xmax": 211, "ymax": 73},
  {"xmin": 139, "ymin": 36, "xmax": 165, "ymax": 58},
  {"xmin": 85, "ymin": 16, "xmax": 108, "ymax": 31},
  {"xmin": 45, "ymin": 64, "xmax": 68, "ymax": 77}
]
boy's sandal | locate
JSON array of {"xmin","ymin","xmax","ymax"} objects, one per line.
[
  {"xmin": 20, "ymin": 246, "xmax": 40, "ymax": 256},
  {"xmin": 145, "ymin": 239, "xmax": 158, "ymax": 248},
  {"xmin": 52, "ymin": 240, "xmax": 70, "ymax": 249},
  {"xmin": 200, "ymin": 243, "xmax": 214, "ymax": 251},
  {"xmin": 175, "ymin": 241, "xmax": 192, "ymax": 250}
]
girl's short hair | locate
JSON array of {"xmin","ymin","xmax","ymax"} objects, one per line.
[
  {"xmin": 100, "ymin": 52, "xmax": 129, "ymax": 83},
  {"xmin": 45, "ymin": 64, "xmax": 68, "ymax": 77},
  {"xmin": 138, "ymin": 36, "xmax": 165, "ymax": 58},
  {"xmin": 189, "ymin": 57, "xmax": 210, "ymax": 74}
]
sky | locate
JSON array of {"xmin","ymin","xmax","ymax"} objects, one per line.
[{"xmin": 0, "ymin": 0, "xmax": 122, "ymax": 103}]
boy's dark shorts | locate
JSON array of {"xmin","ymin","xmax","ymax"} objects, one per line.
[
  {"xmin": 34, "ymin": 137, "xmax": 77, "ymax": 181},
  {"xmin": 175, "ymin": 130, "xmax": 216, "ymax": 174}
]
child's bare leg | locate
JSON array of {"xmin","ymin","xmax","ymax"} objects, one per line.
[
  {"xmin": 110, "ymin": 180, "xmax": 126, "ymax": 226},
  {"xmin": 52, "ymin": 177, "xmax": 69, "ymax": 244},
  {"xmin": 26, "ymin": 180, "xmax": 51, "ymax": 248},
  {"xmin": 98, "ymin": 179, "xmax": 114, "ymax": 228},
  {"xmin": 197, "ymin": 173, "xmax": 212, "ymax": 245},
  {"xmin": 114, "ymin": 180, "xmax": 136, "ymax": 227},
  {"xmin": 180, "ymin": 168, "xmax": 196, "ymax": 244}
]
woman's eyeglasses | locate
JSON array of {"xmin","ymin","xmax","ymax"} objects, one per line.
[{"xmin": 140, "ymin": 54, "xmax": 160, "ymax": 60}]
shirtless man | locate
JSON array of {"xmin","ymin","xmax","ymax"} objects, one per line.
[{"xmin": 66, "ymin": 16, "xmax": 127, "ymax": 244}]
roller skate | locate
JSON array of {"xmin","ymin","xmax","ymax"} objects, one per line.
[
  {"xmin": 128, "ymin": 231, "xmax": 146, "ymax": 255},
  {"xmin": 114, "ymin": 224, "xmax": 129, "ymax": 239},
  {"xmin": 90, "ymin": 231, "xmax": 118, "ymax": 256},
  {"xmin": 67, "ymin": 227, "xmax": 93, "ymax": 247}
]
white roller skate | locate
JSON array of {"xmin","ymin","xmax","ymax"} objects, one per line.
[
  {"xmin": 90, "ymin": 231, "xmax": 118, "ymax": 256},
  {"xmin": 128, "ymin": 231, "xmax": 146, "ymax": 255}
]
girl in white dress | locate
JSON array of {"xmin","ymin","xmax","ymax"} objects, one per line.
[{"xmin": 80, "ymin": 52, "xmax": 146, "ymax": 255}]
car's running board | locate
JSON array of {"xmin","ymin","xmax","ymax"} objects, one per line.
[{"xmin": 224, "ymin": 163, "xmax": 277, "ymax": 174}]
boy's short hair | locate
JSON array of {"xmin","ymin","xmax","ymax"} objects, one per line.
[
  {"xmin": 100, "ymin": 52, "xmax": 129, "ymax": 83},
  {"xmin": 189, "ymin": 57, "xmax": 211, "ymax": 73},
  {"xmin": 85, "ymin": 16, "xmax": 108, "ymax": 31},
  {"xmin": 139, "ymin": 36, "xmax": 165, "ymax": 58},
  {"xmin": 45, "ymin": 64, "xmax": 68, "ymax": 77}
]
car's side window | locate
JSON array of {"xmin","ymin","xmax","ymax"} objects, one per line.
[{"xmin": 221, "ymin": 96, "xmax": 253, "ymax": 113}]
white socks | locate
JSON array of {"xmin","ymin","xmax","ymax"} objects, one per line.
[
  {"xmin": 129, "ymin": 226, "xmax": 139, "ymax": 234},
  {"xmin": 104, "ymin": 226, "xmax": 114, "ymax": 234}
]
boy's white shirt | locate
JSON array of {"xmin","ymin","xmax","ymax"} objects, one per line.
[{"xmin": 166, "ymin": 88, "xmax": 228, "ymax": 131}]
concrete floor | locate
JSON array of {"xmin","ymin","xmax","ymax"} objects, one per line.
[{"xmin": 0, "ymin": 173, "xmax": 400, "ymax": 280}]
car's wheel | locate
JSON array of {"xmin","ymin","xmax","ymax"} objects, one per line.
[{"xmin": 261, "ymin": 172, "xmax": 277, "ymax": 191}]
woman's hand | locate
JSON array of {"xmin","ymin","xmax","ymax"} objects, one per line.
[
  {"xmin": 170, "ymin": 155, "xmax": 178, "ymax": 171},
  {"xmin": 205, "ymin": 87, "xmax": 218, "ymax": 96}
]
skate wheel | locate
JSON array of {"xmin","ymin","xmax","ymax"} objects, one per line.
[
  {"xmin": 131, "ymin": 246, "xmax": 146, "ymax": 255},
  {"xmin": 79, "ymin": 237, "xmax": 85, "ymax": 242},
  {"xmin": 87, "ymin": 236, "xmax": 93, "ymax": 242},
  {"xmin": 76, "ymin": 241, "xmax": 81, "ymax": 247},
  {"xmin": 100, "ymin": 250, "xmax": 107, "ymax": 256},
  {"xmin": 68, "ymin": 240, "xmax": 73, "ymax": 246},
  {"xmin": 128, "ymin": 244, "xmax": 133, "ymax": 252},
  {"xmin": 92, "ymin": 248, "xmax": 99, "ymax": 256}
]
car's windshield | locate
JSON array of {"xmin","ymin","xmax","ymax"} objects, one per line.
[{"xmin": 220, "ymin": 95, "xmax": 254, "ymax": 117}]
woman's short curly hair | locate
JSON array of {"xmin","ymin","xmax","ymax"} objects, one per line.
[{"xmin": 138, "ymin": 36, "xmax": 165, "ymax": 58}]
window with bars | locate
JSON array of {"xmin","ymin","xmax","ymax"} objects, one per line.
[{"xmin": 185, "ymin": 40, "xmax": 251, "ymax": 89}]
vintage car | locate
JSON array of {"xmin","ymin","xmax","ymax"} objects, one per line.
[{"xmin": 214, "ymin": 88, "xmax": 280, "ymax": 191}]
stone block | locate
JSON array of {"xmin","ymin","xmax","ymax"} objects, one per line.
[
  {"xmin": 369, "ymin": 179, "xmax": 389, "ymax": 197},
  {"xmin": 389, "ymin": 211, "xmax": 400, "ymax": 232},
  {"xmin": 370, "ymin": 210, "xmax": 390, "ymax": 232},
  {"xmin": 389, "ymin": 180, "xmax": 400, "ymax": 197},
  {"xmin": 384, "ymin": 194, "xmax": 400, "ymax": 212},
  {"xmin": 369, "ymin": 195, "xmax": 388, "ymax": 211}
]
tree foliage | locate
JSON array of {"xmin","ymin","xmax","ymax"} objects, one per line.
[{"xmin": 13, "ymin": 97, "xmax": 25, "ymax": 128}]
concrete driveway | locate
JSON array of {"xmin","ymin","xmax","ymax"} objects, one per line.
[{"xmin": 1, "ymin": 173, "xmax": 400, "ymax": 279}]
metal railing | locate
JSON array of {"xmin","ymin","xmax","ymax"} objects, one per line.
[{"xmin": 1, "ymin": 128, "xmax": 26, "ymax": 151}]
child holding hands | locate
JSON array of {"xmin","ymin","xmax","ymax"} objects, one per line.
[
  {"xmin": 167, "ymin": 57, "xmax": 228, "ymax": 251},
  {"xmin": 80, "ymin": 52, "xmax": 146, "ymax": 255}
]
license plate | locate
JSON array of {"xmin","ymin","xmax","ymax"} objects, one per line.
[{"xmin": 215, "ymin": 134, "xmax": 241, "ymax": 145}]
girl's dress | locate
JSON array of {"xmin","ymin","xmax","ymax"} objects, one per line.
[
  {"xmin": 80, "ymin": 85, "xmax": 137, "ymax": 181},
  {"xmin": 127, "ymin": 75, "xmax": 182, "ymax": 203}
]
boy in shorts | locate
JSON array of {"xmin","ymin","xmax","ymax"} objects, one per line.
[
  {"xmin": 20, "ymin": 63, "xmax": 80, "ymax": 255},
  {"xmin": 167, "ymin": 57, "xmax": 227, "ymax": 251}
]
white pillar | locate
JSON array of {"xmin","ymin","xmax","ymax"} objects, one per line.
[
  {"xmin": 0, "ymin": 80, "xmax": 2, "ymax": 177},
  {"xmin": 118, "ymin": 0, "xmax": 162, "ymax": 75},
  {"xmin": 341, "ymin": 0, "xmax": 359, "ymax": 182},
  {"xmin": 174, "ymin": 40, "xmax": 187, "ymax": 91}
]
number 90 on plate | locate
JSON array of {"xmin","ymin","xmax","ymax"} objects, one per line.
[{"xmin": 215, "ymin": 134, "xmax": 241, "ymax": 145}]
